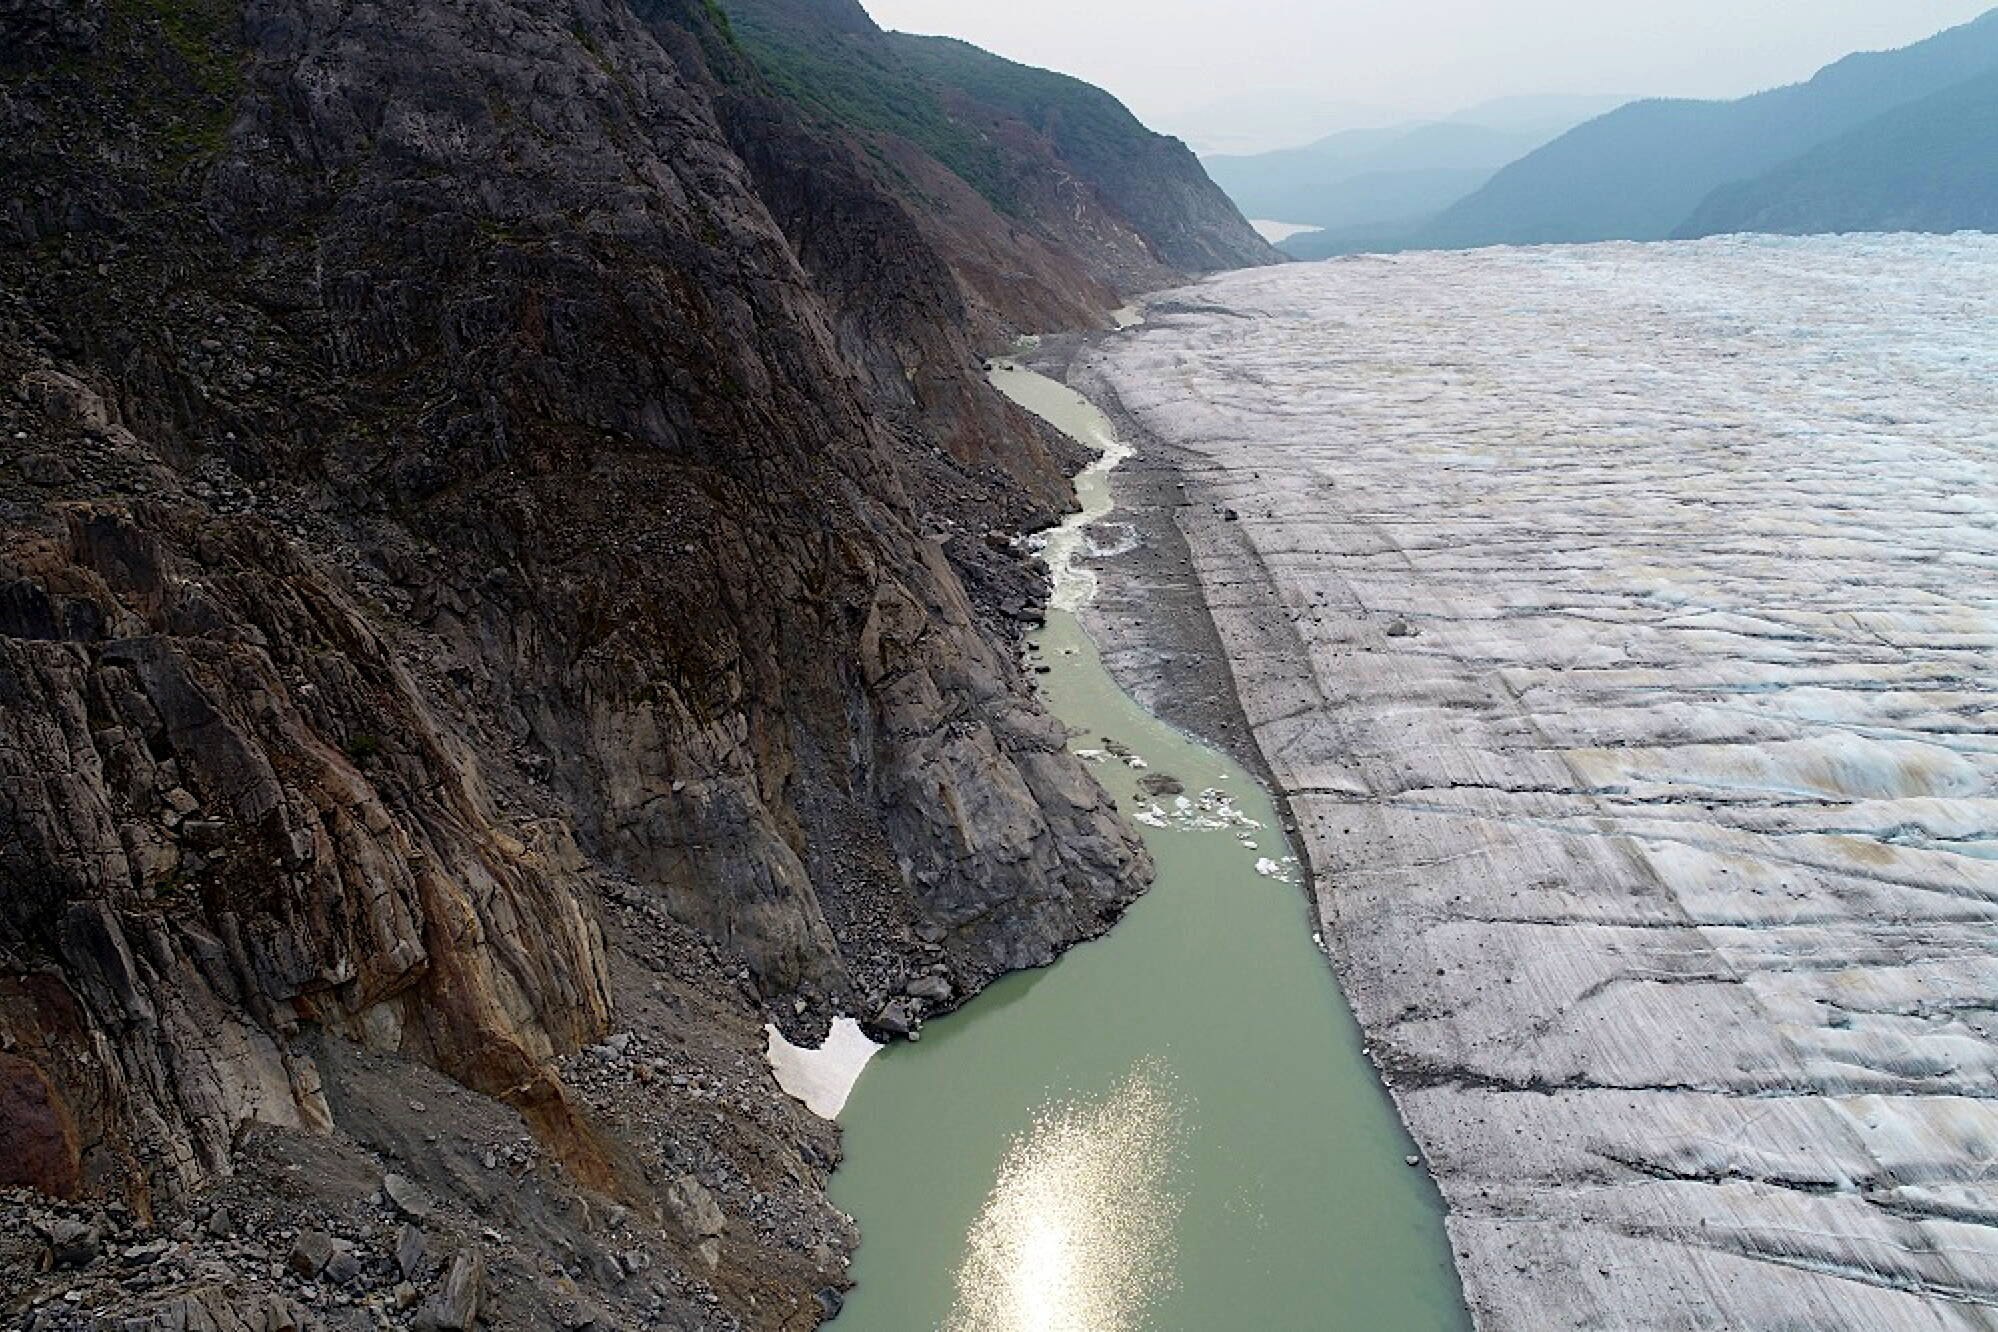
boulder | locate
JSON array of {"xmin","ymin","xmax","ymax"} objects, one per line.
[
  {"xmin": 395, "ymin": 1223, "xmax": 427, "ymax": 1281},
  {"xmin": 323, "ymin": 1250, "xmax": 363, "ymax": 1286},
  {"xmin": 44, "ymin": 1218, "xmax": 100, "ymax": 1269},
  {"xmin": 381, "ymin": 1172, "xmax": 435, "ymax": 1222},
  {"xmin": 287, "ymin": 1231, "xmax": 336, "ymax": 1278},
  {"xmin": 873, "ymin": 998, "xmax": 918, "ymax": 1037},
  {"xmin": 412, "ymin": 1251, "xmax": 484, "ymax": 1332},
  {"xmin": 665, "ymin": 1176, "xmax": 724, "ymax": 1240}
]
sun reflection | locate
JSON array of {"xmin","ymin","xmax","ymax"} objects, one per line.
[{"xmin": 946, "ymin": 1063, "xmax": 1183, "ymax": 1332}]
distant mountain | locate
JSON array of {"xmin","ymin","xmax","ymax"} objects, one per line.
[
  {"xmin": 1203, "ymin": 96, "xmax": 1630, "ymax": 237},
  {"xmin": 1424, "ymin": 10, "xmax": 1998, "ymax": 248},
  {"xmin": 1158, "ymin": 89, "xmax": 1413, "ymax": 157},
  {"xmin": 1208, "ymin": 123, "xmax": 1545, "ymax": 228},
  {"xmin": 1444, "ymin": 93, "xmax": 1646, "ymax": 135},
  {"xmin": 1679, "ymin": 69, "xmax": 1998, "ymax": 238}
]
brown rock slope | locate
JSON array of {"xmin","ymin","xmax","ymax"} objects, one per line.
[{"xmin": 0, "ymin": 0, "xmax": 1269, "ymax": 1325}]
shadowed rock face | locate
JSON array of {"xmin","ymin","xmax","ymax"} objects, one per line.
[
  {"xmin": 0, "ymin": 0, "xmax": 104, "ymax": 51},
  {"xmin": 0, "ymin": 0, "xmax": 1154, "ymax": 1321},
  {"xmin": 717, "ymin": 0, "xmax": 1282, "ymax": 327},
  {"xmin": 1086, "ymin": 235, "xmax": 1998, "ymax": 1329}
]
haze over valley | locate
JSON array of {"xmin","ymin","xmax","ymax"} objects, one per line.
[{"xmin": 1203, "ymin": 9, "xmax": 1998, "ymax": 256}]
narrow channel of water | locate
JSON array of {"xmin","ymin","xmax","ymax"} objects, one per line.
[{"xmin": 824, "ymin": 354, "xmax": 1468, "ymax": 1331}]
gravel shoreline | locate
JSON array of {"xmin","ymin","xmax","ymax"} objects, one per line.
[{"xmin": 1019, "ymin": 332, "xmax": 1291, "ymax": 807}]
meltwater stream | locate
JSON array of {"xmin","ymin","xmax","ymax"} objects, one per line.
[{"xmin": 822, "ymin": 351, "xmax": 1467, "ymax": 1330}]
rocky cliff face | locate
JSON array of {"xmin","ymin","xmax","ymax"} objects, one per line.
[
  {"xmin": 718, "ymin": 0, "xmax": 1282, "ymax": 334},
  {"xmin": 0, "ymin": 0, "xmax": 1188, "ymax": 1325},
  {"xmin": 885, "ymin": 31, "xmax": 1279, "ymax": 277}
]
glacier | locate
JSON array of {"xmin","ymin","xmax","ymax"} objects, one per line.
[{"xmin": 1083, "ymin": 234, "xmax": 1998, "ymax": 1330}]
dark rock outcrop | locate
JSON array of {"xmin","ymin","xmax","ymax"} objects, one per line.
[
  {"xmin": 0, "ymin": 0, "xmax": 1172, "ymax": 1324},
  {"xmin": 0, "ymin": 0, "xmax": 106, "ymax": 57}
]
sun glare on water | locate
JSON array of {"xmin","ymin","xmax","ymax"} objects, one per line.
[{"xmin": 945, "ymin": 1064, "xmax": 1184, "ymax": 1332}]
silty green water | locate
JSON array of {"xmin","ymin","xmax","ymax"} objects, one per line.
[{"xmin": 825, "ymin": 356, "xmax": 1468, "ymax": 1332}]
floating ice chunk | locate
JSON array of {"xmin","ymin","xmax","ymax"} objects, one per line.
[{"xmin": 764, "ymin": 1018, "xmax": 882, "ymax": 1120}]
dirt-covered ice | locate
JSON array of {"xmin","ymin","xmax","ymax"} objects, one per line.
[{"xmin": 1084, "ymin": 234, "xmax": 1998, "ymax": 1329}]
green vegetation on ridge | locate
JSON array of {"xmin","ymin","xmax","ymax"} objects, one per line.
[
  {"xmin": 888, "ymin": 34, "xmax": 1152, "ymax": 177},
  {"xmin": 715, "ymin": 0, "xmax": 1274, "ymax": 275},
  {"xmin": 717, "ymin": 0, "xmax": 1017, "ymax": 209}
]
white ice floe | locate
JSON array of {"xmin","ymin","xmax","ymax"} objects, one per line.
[
  {"xmin": 1254, "ymin": 856, "xmax": 1301, "ymax": 884},
  {"xmin": 1130, "ymin": 787, "xmax": 1267, "ymax": 836},
  {"xmin": 764, "ymin": 1018, "xmax": 881, "ymax": 1120}
]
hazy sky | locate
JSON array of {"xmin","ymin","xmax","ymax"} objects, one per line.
[{"xmin": 859, "ymin": 1, "xmax": 1995, "ymax": 141}]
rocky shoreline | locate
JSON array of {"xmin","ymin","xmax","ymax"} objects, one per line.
[
  {"xmin": 1019, "ymin": 335, "xmax": 1285, "ymax": 796},
  {"xmin": 1019, "ymin": 329, "xmax": 1326, "ymax": 914}
]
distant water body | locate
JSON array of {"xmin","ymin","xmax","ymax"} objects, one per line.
[{"xmin": 1250, "ymin": 218, "xmax": 1323, "ymax": 244}]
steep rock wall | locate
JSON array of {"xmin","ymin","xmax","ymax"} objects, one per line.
[{"xmin": 0, "ymin": 0, "xmax": 1150, "ymax": 1318}]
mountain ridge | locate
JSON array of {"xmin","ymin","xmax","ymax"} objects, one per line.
[
  {"xmin": 719, "ymin": 0, "xmax": 1278, "ymax": 315},
  {"xmin": 1203, "ymin": 95, "xmax": 1631, "ymax": 248},
  {"xmin": 1423, "ymin": 9, "xmax": 1998, "ymax": 247},
  {"xmin": 1679, "ymin": 67, "xmax": 1998, "ymax": 238}
]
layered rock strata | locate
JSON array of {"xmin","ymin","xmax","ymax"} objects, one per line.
[{"xmin": 0, "ymin": 0, "xmax": 1277, "ymax": 1321}]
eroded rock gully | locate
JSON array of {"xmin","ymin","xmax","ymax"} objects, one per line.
[
  {"xmin": 1081, "ymin": 236, "xmax": 1998, "ymax": 1330},
  {"xmin": 0, "ymin": 0, "xmax": 1185, "ymax": 1324}
]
